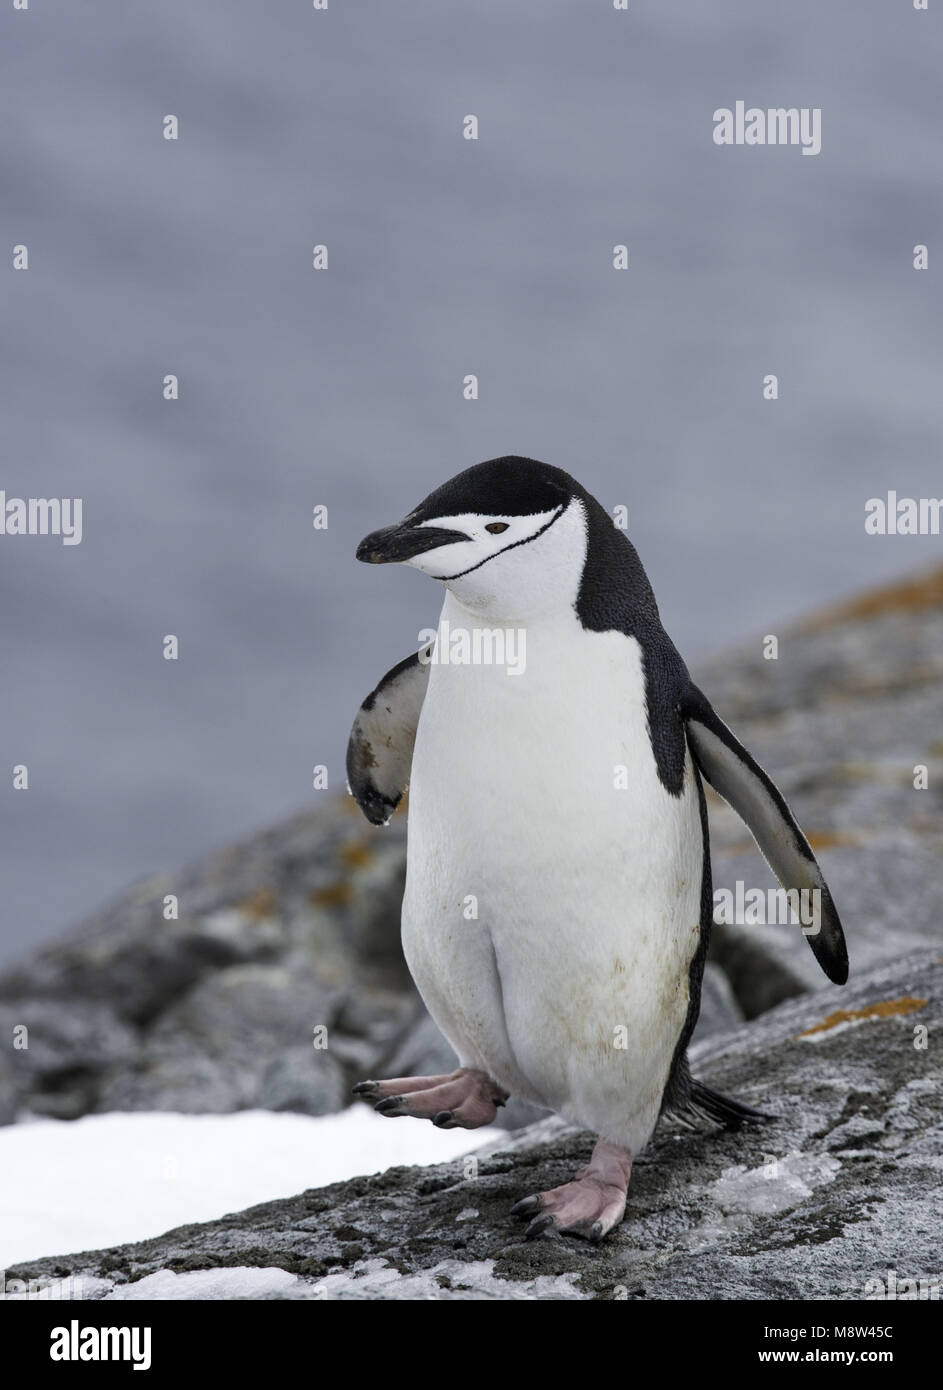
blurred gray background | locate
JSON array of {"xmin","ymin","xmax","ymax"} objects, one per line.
[{"xmin": 1, "ymin": 0, "xmax": 941, "ymax": 967}]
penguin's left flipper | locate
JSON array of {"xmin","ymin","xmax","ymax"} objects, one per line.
[
  {"xmin": 683, "ymin": 682, "xmax": 849, "ymax": 986},
  {"xmin": 346, "ymin": 645, "xmax": 432, "ymax": 825}
]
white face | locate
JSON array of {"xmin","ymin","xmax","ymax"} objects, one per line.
[
  {"xmin": 405, "ymin": 498, "xmax": 589, "ymax": 619},
  {"xmin": 405, "ymin": 507, "xmax": 560, "ymax": 580}
]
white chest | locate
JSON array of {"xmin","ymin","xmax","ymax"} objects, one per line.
[
  {"xmin": 411, "ymin": 597, "xmax": 690, "ymax": 879},
  {"xmin": 399, "ymin": 594, "xmax": 704, "ymax": 1144}
]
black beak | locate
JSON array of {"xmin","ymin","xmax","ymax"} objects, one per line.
[{"xmin": 355, "ymin": 522, "xmax": 468, "ymax": 564}]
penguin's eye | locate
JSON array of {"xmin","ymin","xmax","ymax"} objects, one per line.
[{"xmin": 485, "ymin": 522, "xmax": 509, "ymax": 534}]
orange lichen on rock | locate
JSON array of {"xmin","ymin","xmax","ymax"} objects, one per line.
[
  {"xmin": 236, "ymin": 887, "xmax": 278, "ymax": 920},
  {"xmin": 309, "ymin": 879, "xmax": 353, "ymax": 909},
  {"xmin": 797, "ymin": 996, "xmax": 927, "ymax": 1038},
  {"xmin": 802, "ymin": 565, "xmax": 943, "ymax": 633},
  {"xmin": 338, "ymin": 840, "xmax": 374, "ymax": 870},
  {"xmin": 803, "ymin": 830, "xmax": 863, "ymax": 852}
]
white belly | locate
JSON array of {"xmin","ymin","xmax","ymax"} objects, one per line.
[{"xmin": 402, "ymin": 598, "xmax": 703, "ymax": 1153}]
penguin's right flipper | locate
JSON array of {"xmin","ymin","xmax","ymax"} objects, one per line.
[
  {"xmin": 346, "ymin": 645, "xmax": 432, "ymax": 825},
  {"xmin": 682, "ymin": 682, "xmax": 849, "ymax": 986}
]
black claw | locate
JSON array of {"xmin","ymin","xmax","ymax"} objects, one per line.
[
  {"xmin": 589, "ymin": 1221, "xmax": 604, "ymax": 1244},
  {"xmin": 432, "ymin": 1110, "xmax": 454, "ymax": 1128},
  {"xmin": 351, "ymin": 1081, "xmax": 379, "ymax": 1096},
  {"xmin": 510, "ymin": 1195, "xmax": 540, "ymax": 1218},
  {"xmin": 525, "ymin": 1213, "xmax": 559, "ymax": 1241},
  {"xmin": 374, "ymin": 1096, "xmax": 403, "ymax": 1115}
]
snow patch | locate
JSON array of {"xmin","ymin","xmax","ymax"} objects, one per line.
[
  {"xmin": 0, "ymin": 1106, "xmax": 502, "ymax": 1267},
  {"xmin": 104, "ymin": 1267, "xmax": 300, "ymax": 1301},
  {"xmin": 710, "ymin": 1151, "xmax": 841, "ymax": 1216},
  {"xmin": 309, "ymin": 1256, "xmax": 584, "ymax": 1301}
]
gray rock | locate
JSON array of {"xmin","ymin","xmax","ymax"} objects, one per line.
[
  {"xmin": 0, "ymin": 997, "xmax": 137, "ymax": 1069},
  {"xmin": 0, "ymin": 804, "xmax": 413, "ymax": 1123},
  {"xmin": 381, "ymin": 1008, "xmax": 458, "ymax": 1083},
  {"xmin": 693, "ymin": 567, "xmax": 943, "ymax": 725},
  {"xmin": 260, "ymin": 1045, "xmax": 347, "ymax": 1116},
  {"xmin": 96, "ymin": 1053, "xmax": 249, "ymax": 1116},
  {"xmin": 690, "ymin": 961, "xmax": 745, "ymax": 1039},
  {"xmin": 0, "ymin": 999, "xmax": 139, "ymax": 1119},
  {"xmin": 697, "ymin": 568, "xmax": 943, "ymax": 1017},
  {"xmin": 0, "ymin": 802, "xmax": 410, "ymax": 1027},
  {"xmin": 711, "ymin": 834, "xmax": 943, "ymax": 1018},
  {"xmin": 0, "ymin": 1054, "xmax": 17, "ymax": 1125},
  {"xmin": 96, "ymin": 964, "xmax": 346, "ymax": 1116},
  {"xmin": 11, "ymin": 950, "xmax": 940, "ymax": 1301}
]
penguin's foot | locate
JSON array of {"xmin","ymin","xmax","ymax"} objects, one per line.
[
  {"xmin": 352, "ymin": 1067, "xmax": 509, "ymax": 1129},
  {"xmin": 511, "ymin": 1137, "xmax": 632, "ymax": 1242}
]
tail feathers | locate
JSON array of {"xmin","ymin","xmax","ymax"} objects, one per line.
[{"xmin": 677, "ymin": 1080, "xmax": 773, "ymax": 1132}]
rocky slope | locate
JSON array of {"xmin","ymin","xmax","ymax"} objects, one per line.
[{"xmin": 8, "ymin": 950, "xmax": 940, "ymax": 1300}]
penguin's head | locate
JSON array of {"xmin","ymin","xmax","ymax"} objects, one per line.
[{"xmin": 356, "ymin": 456, "xmax": 589, "ymax": 617}]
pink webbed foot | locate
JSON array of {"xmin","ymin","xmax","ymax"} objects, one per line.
[
  {"xmin": 352, "ymin": 1067, "xmax": 509, "ymax": 1129},
  {"xmin": 511, "ymin": 1137, "xmax": 632, "ymax": 1242}
]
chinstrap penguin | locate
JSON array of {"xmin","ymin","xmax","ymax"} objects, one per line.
[{"xmin": 346, "ymin": 456, "xmax": 848, "ymax": 1242}]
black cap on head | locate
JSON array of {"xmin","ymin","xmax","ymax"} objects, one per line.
[{"xmin": 407, "ymin": 456, "xmax": 578, "ymax": 523}]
